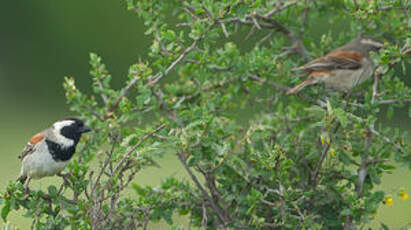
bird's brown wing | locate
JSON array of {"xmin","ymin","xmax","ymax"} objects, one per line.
[
  {"xmin": 293, "ymin": 50, "xmax": 364, "ymax": 73},
  {"xmin": 18, "ymin": 132, "xmax": 45, "ymax": 161}
]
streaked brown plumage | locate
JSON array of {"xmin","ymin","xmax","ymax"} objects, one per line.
[{"xmin": 287, "ymin": 36, "xmax": 384, "ymax": 94}]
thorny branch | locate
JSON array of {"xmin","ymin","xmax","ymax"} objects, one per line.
[
  {"xmin": 87, "ymin": 123, "xmax": 166, "ymax": 229},
  {"xmin": 176, "ymin": 151, "xmax": 229, "ymax": 226}
]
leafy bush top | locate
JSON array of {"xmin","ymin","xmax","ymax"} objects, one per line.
[{"xmin": 2, "ymin": 0, "xmax": 410, "ymax": 229}]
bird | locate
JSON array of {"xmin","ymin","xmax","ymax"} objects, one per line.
[
  {"xmin": 287, "ymin": 36, "xmax": 384, "ymax": 94},
  {"xmin": 17, "ymin": 118, "xmax": 91, "ymax": 188}
]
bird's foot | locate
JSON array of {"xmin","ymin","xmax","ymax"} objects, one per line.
[
  {"xmin": 23, "ymin": 177, "xmax": 32, "ymax": 194},
  {"xmin": 57, "ymin": 172, "xmax": 71, "ymax": 185},
  {"xmin": 57, "ymin": 172, "xmax": 69, "ymax": 177}
]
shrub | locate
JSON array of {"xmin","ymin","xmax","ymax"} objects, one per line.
[{"xmin": 2, "ymin": 0, "xmax": 410, "ymax": 229}]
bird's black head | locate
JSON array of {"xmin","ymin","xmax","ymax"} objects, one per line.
[{"xmin": 53, "ymin": 118, "xmax": 91, "ymax": 144}]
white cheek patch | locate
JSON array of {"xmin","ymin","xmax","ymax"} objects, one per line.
[
  {"xmin": 52, "ymin": 120, "xmax": 75, "ymax": 147},
  {"xmin": 53, "ymin": 120, "xmax": 75, "ymax": 130},
  {"xmin": 361, "ymin": 39, "xmax": 384, "ymax": 48}
]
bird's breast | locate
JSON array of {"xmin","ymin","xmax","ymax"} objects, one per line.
[
  {"xmin": 21, "ymin": 142, "xmax": 69, "ymax": 179},
  {"xmin": 324, "ymin": 59, "xmax": 374, "ymax": 91}
]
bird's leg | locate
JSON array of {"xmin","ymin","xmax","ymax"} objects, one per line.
[
  {"xmin": 354, "ymin": 91, "xmax": 365, "ymax": 103},
  {"xmin": 57, "ymin": 172, "xmax": 69, "ymax": 177},
  {"xmin": 24, "ymin": 176, "xmax": 32, "ymax": 193},
  {"xmin": 57, "ymin": 172, "xmax": 71, "ymax": 185}
]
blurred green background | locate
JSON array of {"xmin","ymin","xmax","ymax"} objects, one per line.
[{"xmin": 0, "ymin": 1, "xmax": 409, "ymax": 229}]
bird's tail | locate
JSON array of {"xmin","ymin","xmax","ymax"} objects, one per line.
[
  {"xmin": 287, "ymin": 79, "xmax": 316, "ymax": 94},
  {"xmin": 16, "ymin": 175, "xmax": 27, "ymax": 184}
]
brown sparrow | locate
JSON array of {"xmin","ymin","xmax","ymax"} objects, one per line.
[{"xmin": 287, "ymin": 36, "xmax": 384, "ymax": 94}]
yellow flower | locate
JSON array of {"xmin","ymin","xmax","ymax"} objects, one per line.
[
  {"xmin": 320, "ymin": 133, "xmax": 329, "ymax": 146},
  {"xmin": 384, "ymin": 195, "xmax": 393, "ymax": 206},
  {"xmin": 330, "ymin": 148, "xmax": 336, "ymax": 157},
  {"xmin": 400, "ymin": 189, "xmax": 409, "ymax": 201}
]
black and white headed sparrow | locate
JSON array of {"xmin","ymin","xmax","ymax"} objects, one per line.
[
  {"xmin": 17, "ymin": 118, "xmax": 91, "ymax": 187},
  {"xmin": 287, "ymin": 36, "xmax": 384, "ymax": 94}
]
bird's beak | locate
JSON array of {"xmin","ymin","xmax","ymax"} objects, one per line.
[{"xmin": 79, "ymin": 125, "xmax": 91, "ymax": 133}]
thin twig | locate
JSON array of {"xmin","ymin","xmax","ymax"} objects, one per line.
[
  {"xmin": 263, "ymin": 1, "xmax": 298, "ymax": 18},
  {"xmin": 201, "ymin": 202, "xmax": 207, "ymax": 230},
  {"xmin": 176, "ymin": 151, "xmax": 229, "ymax": 226},
  {"xmin": 378, "ymin": 98, "xmax": 411, "ymax": 104},
  {"xmin": 93, "ymin": 136, "xmax": 118, "ymax": 191},
  {"xmin": 244, "ymin": 25, "xmax": 256, "ymax": 40},
  {"xmin": 256, "ymin": 31, "xmax": 274, "ymax": 46},
  {"xmin": 353, "ymin": 0, "xmax": 358, "ymax": 10},
  {"xmin": 400, "ymin": 0, "xmax": 409, "ymax": 22},
  {"xmin": 147, "ymin": 39, "xmax": 199, "ymax": 87},
  {"xmin": 109, "ymin": 75, "xmax": 140, "ymax": 112},
  {"xmin": 356, "ymin": 157, "xmax": 388, "ymax": 196},
  {"xmin": 371, "ymin": 72, "xmax": 380, "ymax": 104},
  {"xmin": 311, "ymin": 123, "xmax": 341, "ymax": 187},
  {"xmin": 219, "ymin": 21, "xmax": 229, "ymax": 38},
  {"xmin": 112, "ymin": 123, "xmax": 167, "ymax": 174},
  {"xmin": 248, "ymin": 73, "xmax": 326, "ymax": 107},
  {"xmin": 251, "ymin": 13, "xmax": 262, "ymax": 29},
  {"xmin": 369, "ymin": 126, "xmax": 405, "ymax": 153},
  {"xmin": 95, "ymin": 80, "xmax": 109, "ymax": 105},
  {"xmin": 301, "ymin": 0, "xmax": 311, "ymax": 29},
  {"xmin": 147, "ymin": 22, "xmax": 216, "ymax": 87}
]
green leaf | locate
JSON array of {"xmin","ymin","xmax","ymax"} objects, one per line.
[
  {"xmin": 326, "ymin": 100, "xmax": 333, "ymax": 115},
  {"xmin": 48, "ymin": 185, "xmax": 58, "ymax": 197},
  {"xmin": 340, "ymin": 209, "xmax": 352, "ymax": 216},
  {"xmin": 334, "ymin": 108, "xmax": 348, "ymax": 128},
  {"xmin": 379, "ymin": 164, "xmax": 396, "ymax": 171},
  {"xmin": 386, "ymin": 106, "xmax": 394, "ymax": 120},
  {"xmin": 1, "ymin": 202, "xmax": 10, "ymax": 221},
  {"xmin": 380, "ymin": 222, "xmax": 389, "ymax": 230}
]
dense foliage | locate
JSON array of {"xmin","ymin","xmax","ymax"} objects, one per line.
[{"xmin": 2, "ymin": 0, "xmax": 410, "ymax": 229}]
